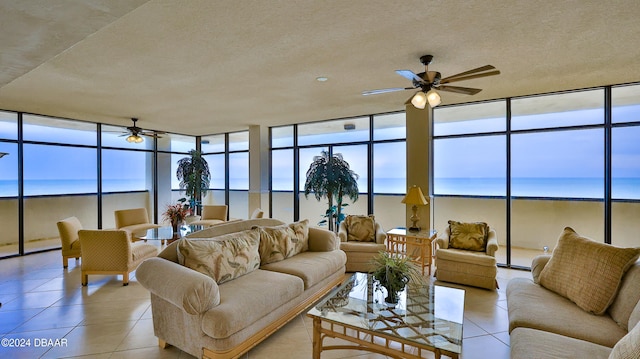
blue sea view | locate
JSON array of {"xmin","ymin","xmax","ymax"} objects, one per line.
[{"xmin": 1, "ymin": 177, "xmax": 638, "ymax": 199}]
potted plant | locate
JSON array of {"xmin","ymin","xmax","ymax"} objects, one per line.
[
  {"xmin": 176, "ymin": 149, "xmax": 211, "ymax": 216},
  {"xmin": 370, "ymin": 251, "xmax": 424, "ymax": 306},
  {"xmin": 304, "ymin": 150, "xmax": 359, "ymax": 232}
]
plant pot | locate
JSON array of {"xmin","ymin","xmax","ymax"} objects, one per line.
[{"xmin": 384, "ymin": 287, "xmax": 400, "ymax": 307}]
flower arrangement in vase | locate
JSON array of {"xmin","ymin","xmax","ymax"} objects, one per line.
[{"xmin": 163, "ymin": 203, "xmax": 189, "ymax": 233}]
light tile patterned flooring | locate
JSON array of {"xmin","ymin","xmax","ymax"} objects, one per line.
[{"xmin": 0, "ymin": 245, "xmax": 531, "ymax": 358}]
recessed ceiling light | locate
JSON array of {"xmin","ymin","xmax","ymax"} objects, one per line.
[{"xmin": 316, "ymin": 76, "xmax": 328, "ymax": 82}]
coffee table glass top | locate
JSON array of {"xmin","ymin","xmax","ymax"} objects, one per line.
[
  {"xmin": 308, "ymin": 272, "xmax": 465, "ymax": 355},
  {"xmin": 135, "ymin": 224, "xmax": 205, "ymax": 240}
]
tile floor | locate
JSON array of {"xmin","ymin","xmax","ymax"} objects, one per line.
[{"xmin": 0, "ymin": 246, "xmax": 531, "ymax": 358}]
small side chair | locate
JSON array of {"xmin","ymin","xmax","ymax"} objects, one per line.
[
  {"xmin": 56, "ymin": 216, "xmax": 83, "ymax": 268},
  {"xmin": 191, "ymin": 205, "xmax": 229, "ymax": 227},
  {"xmin": 114, "ymin": 207, "xmax": 161, "ymax": 240},
  {"xmin": 78, "ymin": 229, "xmax": 158, "ymax": 286}
]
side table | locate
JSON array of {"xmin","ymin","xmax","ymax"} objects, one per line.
[{"xmin": 386, "ymin": 228, "xmax": 437, "ymax": 276}]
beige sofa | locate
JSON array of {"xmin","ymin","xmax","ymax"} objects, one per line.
[
  {"xmin": 136, "ymin": 218, "xmax": 347, "ymax": 359},
  {"xmin": 507, "ymin": 255, "xmax": 640, "ymax": 359}
]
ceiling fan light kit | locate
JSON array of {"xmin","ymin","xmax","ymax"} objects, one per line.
[
  {"xmin": 119, "ymin": 118, "xmax": 164, "ymax": 143},
  {"xmin": 410, "ymin": 91, "xmax": 427, "ymax": 109},
  {"xmin": 126, "ymin": 134, "xmax": 144, "ymax": 143},
  {"xmin": 363, "ymin": 54, "xmax": 500, "ymax": 109}
]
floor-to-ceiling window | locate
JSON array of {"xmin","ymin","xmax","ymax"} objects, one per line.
[
  {"xmin": 228, "ymin": 131, "xmax": 249, "ymax": 219},
  {"xmin": 101, "ymin": 123, "xmax": 155, "ymax": 228},
  {"xmin": 0, "ymin": 111, "xmax": 19, "ymax": 257},
  {"xmin": 433, "ymin": 84, "xmax": 640, "ymax": 268},
  {"xmin": 22, "ymin": 115, "xmax": 99, "ymax": 254},
  {"xmin": 200, "ymin": 131, "xmax": 249, "ymax": 220},
  {"xmin": 432, "ymin": 101, "xmax": 508, "ymax": 263},
  {"xmin": 270, "ymin": 113, "xmax": 407, "ymax": 232},
  {"xmin": 611, "ymin": 84, "xmax": 640, "ymax": 248}
]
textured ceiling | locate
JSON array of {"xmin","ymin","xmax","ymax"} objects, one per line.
[{"xmin": 1, "ymin": 0, "xmax": 640, "ymax": 136}]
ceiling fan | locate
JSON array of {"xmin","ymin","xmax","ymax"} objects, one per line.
[
  {"xmin": 119, "ymin": 118, "xmax": 164, "ymax": 143},
  {"xmin": 362, "ymin": 54, "xmax": 500, "ymax": 109}
]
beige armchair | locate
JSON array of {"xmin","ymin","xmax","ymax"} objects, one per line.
[
  {"xmin": 191, "ymin": 205, "xmax": 229, "ymax": 227},
  {"xmin": 114, "ymin": 208, "xmax": 161, "ymax": 240},
  {"xmin": 78, "ymin": 229, "xmax": 158, "ymax": 286},
  {"xmin": 56, "ymin": 217, "xmax": 83, "ymax": 268},
  {"xmin": 435, "ymin": 221, "xmax": 499, "ymax": 290},
  {"xmin": 338, "ymin": 215, "xmax": 387, "ymax": 272}
]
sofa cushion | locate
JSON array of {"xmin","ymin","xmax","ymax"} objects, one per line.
[
  {"xmin": 344, "ymin": 215, "xmax": 376, "ymax": 242},
  {"xmin": 260, "ymin": 250, "xmax": 346, "ymax": 290},
  {"xmin": 507, "ymin": 277, "xmax": 627, "ymax": 347},
  {"xmin": 510, "ymin": 327, "xmax": 612, "ymax": 359},
  {"xmin": 609, "ymin": 322, "xmax": 640, "ymax": 359},
  {"xmin": 608, "ymin": 261, "xmax": 640, "ymax": 330},
  {"xmin": 257, "ymin": 224, "xmax": 295, "ymax": 265},
  {"xmin": 256, "ymin": 219, "xmax": 310, "ymax": 264},
  {"xmin": 202, "ymin": 269, "xmax": 304, "ymax": 339},
  {"xmin": 177, "ymin": 228, "xmax": 261, "ymax": 284},
  {"xmin": 539, "ymin": 227, "xmax": 640, "ymax": 315},
  {"xmin": 448, "ymin": 220, "xmax": 489, "ymax": 252},
  {"xmin": 288, "ymin": 219, "xmax": 310, "ymax": 256}
]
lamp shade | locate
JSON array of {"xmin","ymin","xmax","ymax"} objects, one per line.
[
  {"xmin": 401, "ymin": 185, "xmax": 428, "ymax": 205},
  {"xmin": 410, "ymin": 91, "xmax": 427, "ymax": 109},
  {"xmin": 426, "ymin": 89, "xmax": 441, "ymax": 107}
]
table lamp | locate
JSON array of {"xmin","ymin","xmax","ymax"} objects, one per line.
[{"xmin": 401, "ymin": 185, "xmax": 428, "ymax": 232}]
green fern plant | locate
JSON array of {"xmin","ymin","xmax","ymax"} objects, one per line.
[{"xmin": 370, "ymin": 251, "xmax": 424, "ymax": 303}]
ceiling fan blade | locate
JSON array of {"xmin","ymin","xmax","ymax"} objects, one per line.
[
  {"xmin": 395, "ymin": 70, "xmax": 425, "ymax": 84},
  {"xmin": 362, "ymin": 87, "xmax": 413, "ymax": 96},
  {"xmin": 440, "ymin": 65, "xmax": 495, "ymax": 81},
  {"xmin": 438, "ymin": 85, "xmax": 483, "ymax": 95},
  {"xmin": 440, "ymin": 70, "xmax": 500, "ymax": 84}
]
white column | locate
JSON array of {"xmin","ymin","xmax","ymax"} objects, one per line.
[{"xmin": 249, "ymin": 125, "xmax": 270, "ymax": 217}]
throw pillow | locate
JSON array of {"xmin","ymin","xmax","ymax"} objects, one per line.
[
  {"xmin": 448, "ymin": 220, "xmax": 489, "ymax": 252},
  {"xmin": 345, "ymin": 215, "xmax": 376, "ymax": 242},
  {"xmin": 608, "ymin": 321, "xmax": 640, "ymax": 359},
  {"xmin": 288, "ymin": 219, "xmax": 310, "ymax": 257},
  {"xmin": 257, "ymin": 224, "xmax": 296, "ymax": 265},
  {"xmin": 539, "ymin": 227, "xmax": 640, "ymax": 315},
  {"xmin": 177, "ymin": 228, "xmax": 261, "ymax": 284}
]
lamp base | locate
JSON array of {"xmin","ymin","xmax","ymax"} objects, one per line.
[{"xmin": 408, "ymin": 226, "xmax": 420, "ymax": 232}]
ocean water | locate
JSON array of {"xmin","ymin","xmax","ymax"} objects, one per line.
[{"xmin": 1, "ymin": 177, "xmax": 638, "ymax": 199}]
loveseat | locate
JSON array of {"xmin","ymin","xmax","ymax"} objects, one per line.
[
  {"xmin": 507, "ymin": 227, "xmax": 640, "ymax": 359},
  {"xmin": 136, "ymin": 218, "xmax": 347, "ymax": 359}
]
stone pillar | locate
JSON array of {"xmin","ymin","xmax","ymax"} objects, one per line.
[
  {"xmin": 405, "ymin": 104, "xmax": 432, "ymax": 231},
  {"xmin": 249, "ymin": 125, "xmax": 270, "ymax": 218}
]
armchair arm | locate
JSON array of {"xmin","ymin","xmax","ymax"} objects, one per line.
[
  {"xmin": 374, "ymin": 223, "xmax": 387, "ymax": 245},
  {"xmin": 337, "ymin": 222, "xmax": 348, "ymax": 242},
  {"xmin": 136, "ymin": 257, "xmax": 220, "ymax": 315},
  {"xmin": 485, "ymin": 229, "xmax": 499, "ymax": 257},
  {"xmin": 531, "ymin": 255, "xmax": 552, "ymax": 284},
  {"xmin": 308, "ymin": 227, "xmax": 339, "ymax": 251},
  {"xmin": 435, "ymin": 228, "xmax": 450, "ymax": 249}
]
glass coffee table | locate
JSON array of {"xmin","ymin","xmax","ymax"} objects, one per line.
[
  {"xmin": 133, "ymin": 224, "xmax": 205, "ymax": 245},
  {"xmin": 307, "ymin": 272, "xmax": 465, "ymax": 359}
]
